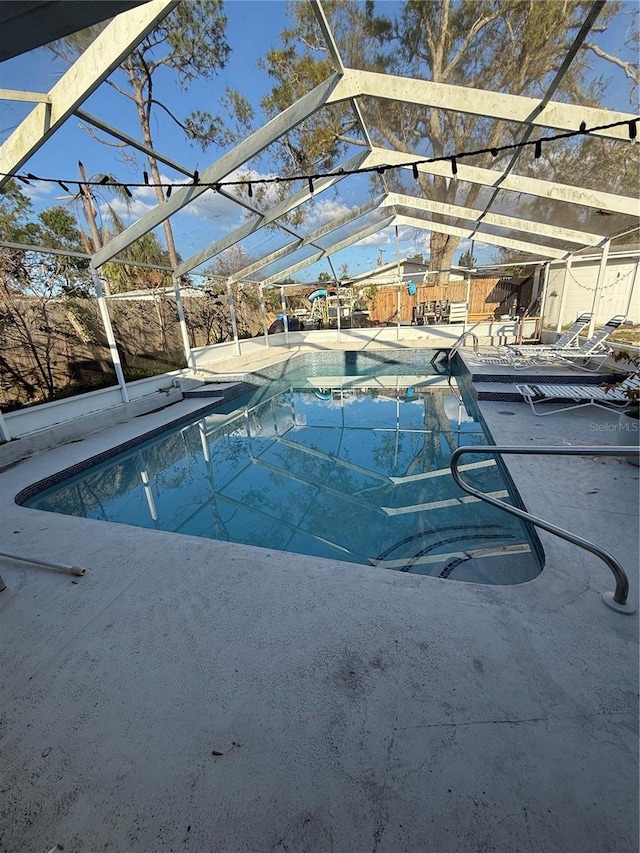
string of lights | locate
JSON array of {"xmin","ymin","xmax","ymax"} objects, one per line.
[
  {"xmin": 567, "ymin": 263, "xmax": 636, "ymax": 291},
  {"xmin": 2, "ymin": 117, "xmax": 637, "ymax": 197}
]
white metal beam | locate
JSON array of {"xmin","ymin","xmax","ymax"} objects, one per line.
[
  {"xmin": 393, "ymin": 214, "xmax": 566, "ymax": 259},
  {"xmin": 260, "ymin": 216, "xmax": 395, "ymax": 286},
  {"xmin": 75, "ymin": 108, "xmax": 193, "ymax": 177},
  {"xmin": 310, "ymin": 0, "xmax": 345, "ymax": 74},
  {"xmin": 0, "ymin": 239, "xmax": 172, "ymax": 271},
  {"xmin": 330, "ymin": 68, "xmax": 638, "ymax": 141},
  {"xmin": 364, "ymin": 148, "xmax": 639, "ymax": 218},
  {"xmin": 231, "ymin": 196, "xmax": 387, "ymax": 281},
  {"xmin": 174, "ymin": 149, "xmax": 370, "ymax": 276},
  {"xmin": 0, "ymin": 90, "xmax": 51, "ymax": 103},
  {"xmin": 93, "ymin": 73, "xmax": 346, "ymax": 269},
  {"xmin": 0, "ymin": 0, "xmax": 179, "ymax": 191},
  {"xmin": 385, "ymin": 192, "xmax": 605, "ymax": 247}
]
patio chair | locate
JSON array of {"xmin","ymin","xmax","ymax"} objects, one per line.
[
  {"xmin": 471, "ymin": 312, "xmax": 593, "ymax": 367},
  {"xmin": 507, "ymin": 315, "xmax": 626, "ymax": 372},
  {"xmin": 503, "ymin": 312, "xmax": 592, "ymax": 356},
  {"xmin": 412, "ymin": 302, "xmax": 427, "ymax": 325},
  {"xmin": 516, "ymin": 372, "xmax": 640, "ymax": 416},
  {"xmin": 448, "ymin": 301, "xmax": 468, "ymax": 324}
]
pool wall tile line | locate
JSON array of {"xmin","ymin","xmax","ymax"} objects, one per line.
[
  {"xmin": 210, "ymin": 348, "xmax": 449, "ymax": 386},
  {"xmin": 14, "ymin": 402, "xmax": 225, "ymax": 505},
  {"xmin": 15, "ymin": 380, "xmax": 267, "ymax": 505}
]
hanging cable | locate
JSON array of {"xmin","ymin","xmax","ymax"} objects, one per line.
[{"xmin": 1, "ymin": 116, "xmax": 636, "ymax": 195}]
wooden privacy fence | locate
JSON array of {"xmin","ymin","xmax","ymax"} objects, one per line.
[{"xmin": 366, "ymin": 277, "xmax": 520, "ymax": 323}]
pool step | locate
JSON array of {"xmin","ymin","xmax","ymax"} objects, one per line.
[
  {"xmin": 182, "ymin": 380, "xmax": 255, "ymax": 405},
  {"xmin": 370, "ymin": 541, "xmax": 531, "ymax": 571},
  {"xmin": 305, "ymin": 375, "xmax": 458, "ymax": 390}
]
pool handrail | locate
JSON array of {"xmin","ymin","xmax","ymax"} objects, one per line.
[
  {"xmin": 450, "ymin": 445, "xmax": 638, "ymax": 614},
  {"xmin": 430, "ymin": 330, "xmax": 479, "ymax": 371}
]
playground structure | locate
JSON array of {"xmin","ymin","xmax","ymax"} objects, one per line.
[{"xmin": 305, "ymin": 286, "xmax": 369, "ymax": 327}]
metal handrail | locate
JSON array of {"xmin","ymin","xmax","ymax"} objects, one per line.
[
  {"xmin": 431, "ymin": 329, "xmax": 478, "ymax": 366},
  {"xmin": 450, "ymin": 445, "xmax": 639, "ymax": 614},
  {"xmin": 448, "ymin": 330, "xmax": 479, "ymax": 364}
]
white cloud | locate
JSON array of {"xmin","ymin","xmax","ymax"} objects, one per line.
[
  {"xmin": 178, "ymin": 189, "xmax": 240, "ymax": 222},
  {"xmin": 353, "ymin": 224, "xmax": 421, "ymax": 249},
  {"xmin": 175, "ymin": 167, "xmax": 279, "ymax": 223},
  {"xmin": 95, "ymin": 170, "xmax": 252, "ymax": 227},
  {"xmin": 101, "ymin": 196, "xmax": 155, "ymax": 223},
  {"xmin": 355, "ymin": 231, "xmax": 391, "ymax": 247},
  {"xmin": 24, "ymin": 180, "xmax": 56, "ymax": 204},
  {"xmin": 305, "ymin": 198, "xmax": 351, "ymax": 227}
]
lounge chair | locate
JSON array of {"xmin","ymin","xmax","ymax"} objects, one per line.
[
  {"xmin": 503, "ymin": 312, "xmax": 592, "ymax": 356},
  {"xmin": 472, "ymin": 312, "xmax": 592, "ymax": 366},
  {"xmin": 516, "ymin": 372, "xmax": 640, "ymax": 416},
  {"xmin": 506, "ymin": 315, "xmax": 625, "ymax": 372}
]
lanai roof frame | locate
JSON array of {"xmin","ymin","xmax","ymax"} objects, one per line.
[{"xmin": 0, "ymin": 0, "xmax": 637, "ymax": 283}]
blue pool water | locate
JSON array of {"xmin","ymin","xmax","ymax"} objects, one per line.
[{"xmin": 21, "ymin": 351, "xmax": 542, "ymax": 585}]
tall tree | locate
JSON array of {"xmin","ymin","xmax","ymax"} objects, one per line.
[
  {"xmin": 50, "ymin": 0, "xmax": 234, "ymax": 270},
  {"xmin": 257, "ymin": 1, "xmax": 634, "ymax": 279}
]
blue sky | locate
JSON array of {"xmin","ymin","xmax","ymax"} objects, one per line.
[{"xmin": 1, "ymin": 0, "xmax": 638, "ymax": 279}]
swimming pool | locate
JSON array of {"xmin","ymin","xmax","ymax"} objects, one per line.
[{"xmin": 20, "ymin": 350, "xmax": 543, "ymax": 585}]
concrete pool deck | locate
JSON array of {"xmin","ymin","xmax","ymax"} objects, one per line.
[{"xmin": 0, "ymin": 353, "xmax": 638, "ymax": 852}]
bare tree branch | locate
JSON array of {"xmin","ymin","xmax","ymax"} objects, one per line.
[
  {"xmin": 582, "ymin": 41, "xmax": 640, "ymax": 86},
  {"xmin": 443, "ymin": 13, "xmax": 501, "ymax": 82}
]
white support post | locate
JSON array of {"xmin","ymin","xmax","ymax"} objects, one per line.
[
  {"xmin": 530, "ymin": 264, "xmax": 542, "ymax": 342},
  {"xmin": 537, "ymin": 262, "xmax": 551, "ymax": 334},
  {"xmin": 588, "ymin": 239, "xmax": 611, "ymax": 337},
  {"xmin": 464, "ymin": 270, "xmax": 471, "ymax": 333},
  {"xmin": 259, "ymin": 286, "xmax": 270, "ymax": 348},
  {"xmin": 172, "ymin": 275, "xmax": 196, "ymax": 372},
  {"xmin": 625, "ymin": 258, "xmax": 640, "ymax": 321},
  {"xmin": 335, "ymin": 280, "xmax": 342, "ymax": 343},
  {"xmin": 0, "ymin": 408, "xmax": 10, "ymax": 443},
  {"xmin": 395, "ymin": 226, "xmax": 401, "ymax": 341},
  {"xmin": 280, "ymin": 286, "xmax": 289, "ymax": 346},
  {"xmin": 517, "ymin": 265, "xmax": 541, "ymax": 344},
  {"xmin": 92, "ymin": 270, "xmax": 129, "ymax": 403},
  {"xmin": 226, "ymin": 279, "xmax": 241, "ymax": 356},
  {"xmin": 556, "ymin": 256, "xmax": 573, "ymax": 334}
]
